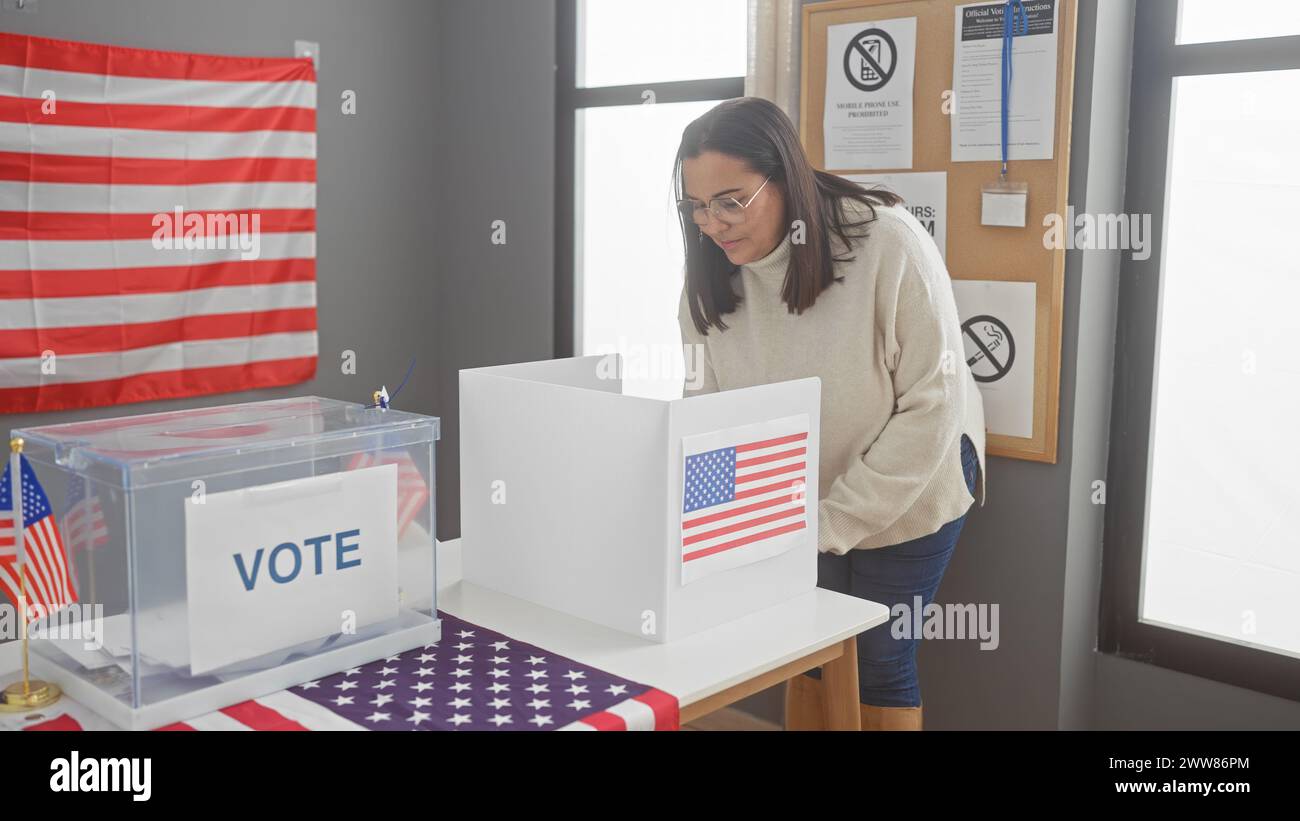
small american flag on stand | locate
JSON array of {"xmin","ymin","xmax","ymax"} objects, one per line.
[
  {"xmin": 680, "ymin": 414, "xmax": 811, "ymax": 584},
  {"xmin": 0, "ymin": 453, "xmax": 78, "ymax": 619}
]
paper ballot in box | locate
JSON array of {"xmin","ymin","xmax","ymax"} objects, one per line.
[
  {"xmin": 10, "ymin": 397, "xmax": 439, "ymax": 729},
  {"xmin": 460, "ymin": 354, "xmax": 820, "ymax": 642}
]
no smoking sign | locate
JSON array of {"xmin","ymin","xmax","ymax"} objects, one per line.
[{"xmin": 962, "ymin": 315, "xmax": 1016, "ymax": 383}]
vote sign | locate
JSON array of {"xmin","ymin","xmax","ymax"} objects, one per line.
[{"xmin": 185, "ymin": 463, "xmax": 399, "ymax": 674}]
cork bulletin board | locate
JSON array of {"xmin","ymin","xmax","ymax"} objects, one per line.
[{"xmin": 800, "ymin": 0, "xmax": 1078, "ymax": 463}]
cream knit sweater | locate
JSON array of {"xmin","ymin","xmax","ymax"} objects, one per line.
[{"xmin": 678, "ymin": 199, "xmax": 986, "ymax": 553}]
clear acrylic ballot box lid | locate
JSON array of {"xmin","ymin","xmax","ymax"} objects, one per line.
[{"xmin": 11, "ymin": 396, "xmax": 440, "ymax": 729}]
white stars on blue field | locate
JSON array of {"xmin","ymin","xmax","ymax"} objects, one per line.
[
  {"xmin": 0, "ymin": 457, "xmax": 54, "ymax": 522},
  {"xmin": 683, "ymin": 447, "xmax": 736, "ymax": 513}
]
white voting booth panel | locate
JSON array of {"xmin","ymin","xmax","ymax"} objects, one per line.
[{"xmin": 460, "ymin": 354, "xmax": 820, "ymax": 642}]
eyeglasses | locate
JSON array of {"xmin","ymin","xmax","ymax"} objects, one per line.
[{"xmin": 676, "ymin": 176, "xmax": 771, "ymax": 226}]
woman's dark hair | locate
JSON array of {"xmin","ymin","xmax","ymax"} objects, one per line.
[{"xmin": 675, "ymin": 96, "xmax": 902, "ymax": 334}]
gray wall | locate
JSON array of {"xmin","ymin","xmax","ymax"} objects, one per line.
[{"xmin": 433, "ymin": 0, "xmax": 557, "ymax": 541}]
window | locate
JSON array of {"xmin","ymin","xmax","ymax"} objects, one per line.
[
  {"xmin": 1177, "ymin": 0, "xmax": 1300, "ymax": 44},
  {"xmin": 578, "ymin": 0, "xmax": 747, "ymax": 88},
  {"xmin": 1101, "ymin": 1, "xmax": 1300, "ymax": 700},
  {"xmin": 558, "ymin": 0, "xmax": 747, "ymax": 399}
]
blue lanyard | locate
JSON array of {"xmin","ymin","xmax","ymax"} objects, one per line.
[{"xmin": 1001, "ymin": 0, "xmax": 1028, "ymax": 179}]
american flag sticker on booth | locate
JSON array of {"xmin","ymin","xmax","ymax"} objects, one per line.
[{"xmin": 679, "ymin": 414, "xmax": 811, "ymax": 585}]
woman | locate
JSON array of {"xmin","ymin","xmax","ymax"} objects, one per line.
[{"xmin": 675, "ymin": 97, "xmax": 985, "ymax": 731}]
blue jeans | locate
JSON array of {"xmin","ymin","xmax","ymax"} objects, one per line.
[{"xmin": 806, "ymin": 434, "xmax": 979, "ymax": 707}]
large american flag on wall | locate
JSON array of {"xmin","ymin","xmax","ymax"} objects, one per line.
[{"xmin": 0, "ymin": 33, "xmax": 317, "ymax": 413}]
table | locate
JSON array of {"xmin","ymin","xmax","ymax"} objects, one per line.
[
  {"xmin": 1, "ymin": 539, "xmax": 889, "ymax": 730},
  {"xmin": 434, "ymin": 539, "xmax": 889, "ymax": 729}
]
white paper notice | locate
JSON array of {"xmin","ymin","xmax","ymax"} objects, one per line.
[
  {"xmin": 845, "ymin": 171, "xmax": 948, "ymax": 260},
  {"xmin": 951, "ymin": 281, "xmax": 1037, "ymax": 438},
  {"xmin": 185, "ymin": 464, "xmax": 399, "ymax": 675},
  {"xmin": 951, "ymin": 0, "xmax": 1058, "ymax": 162},
  {"xmin": 680, "ymin": 414, "xmax": 811, "ymax": 585},
  {"xmin": 981, "ymin": 188, "xmax": 1028, "ymax": 227},
  {"xmin": 823, "ymin": 17, "xmax": 916, "ymax": 170}
]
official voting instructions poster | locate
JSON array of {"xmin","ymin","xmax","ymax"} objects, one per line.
[
  {"xmin": 951, "ymin": 0, "xmax": 1059, "ymax": 162},
  {"xmin": 680, "ymin": 414, "xmax": 811, "ymax": 585},
  {"xmin": 844, "ymin": 171, "xmax": 948, "ymax": 261},
  {"xmin": 951, "ymin": 280, "xmax": 1037, "ymax": 439},
  {"xmin": 823, "ymin": 17, "xmax": 917, "ymax": 170}
]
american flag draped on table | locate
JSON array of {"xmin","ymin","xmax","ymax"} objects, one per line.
[
  {"xmin": 0, "ymin": 33, "xmax": 318, "ymax": 413},
  {"xmin": 2, "ymin": 612, "xmax": 679, "ymax": 732}
]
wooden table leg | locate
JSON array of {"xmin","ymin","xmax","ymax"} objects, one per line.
[{"xmin": 820, "ymin": 637, "xmax": 861, "ymax": 730}]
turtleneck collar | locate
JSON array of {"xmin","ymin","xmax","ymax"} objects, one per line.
[{"xmin": 740, "ymin": 230, "xmax": 792, "ymax": 280}]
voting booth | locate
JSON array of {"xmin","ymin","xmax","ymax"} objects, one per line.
[
  {"xmin": 460, "ymin": 354, "xmax": 820, "ymax": 642},
  {"xmin": 11, "ymin": 397, "xmax": 439, "ymax": 730}
]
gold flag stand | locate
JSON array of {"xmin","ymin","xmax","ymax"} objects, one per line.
[{"xmin": 0, "ymin": 437, "xmax": 62, "ymax": 712}]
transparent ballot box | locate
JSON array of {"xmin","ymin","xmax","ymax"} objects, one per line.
[{"xmin": 11, "ymin": 396, "xmax": 439, "ymax": 729}]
